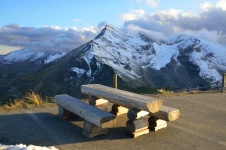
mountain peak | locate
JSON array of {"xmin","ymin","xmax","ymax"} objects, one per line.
[{"xmin": 103, "ymin": 24, "xmax": 115, "ymax": 31}]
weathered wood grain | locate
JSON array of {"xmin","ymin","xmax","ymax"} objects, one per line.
[
  {"xmin": 82, "ymin": 120, "xmax": 108, "ymax": 138},
  {"xmin": 57, "ymin": 105, "xmax": 77, "ymax": 119},
  {"xmin": 126, "ymin": 117, "xmax": 149, "ymax": 132},
  {"xmin": 81, "ymin": 84, "xmax": 163, "ymax": 113},
  {"xmin": 54, "ymin": 94, "xmax": 116, "ymax": 128},
  {"xmin": 127, "ymin": 108, "xmax": 149, "ymax": 121},
  {"xmin": 111, "ymin": 104, "xmax": 128, "ymax": 116},
  {"xmin": 149, "ymin": 106, "xmax": 180, "ymax": 121},
  {"xmin": 148, "ymin": 117, "xmax": 167, "ymax": 127},
  {"xmin": 89, "ymin": 96, "xmax": 108, "ymax": 106},
  {"xmin": 149, "ymin": 123, "xmax": 167, "ymax": 131},
  {"xmin": 127, "ymin": 106, "xmax": 180, "ymax": 121}
]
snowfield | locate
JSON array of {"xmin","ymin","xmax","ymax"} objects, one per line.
[
  {"xmin": 0, "ymin": 144, "xmax": 58, "ymax": 150},
  {"xmin": 1, "ymin": 48, "xmax": 67, "ymax": 64},
  {"xmin": 91, "ymin": 25, "xmax": 226, "ymax": 86}
]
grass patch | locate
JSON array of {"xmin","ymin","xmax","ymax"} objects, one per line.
[{"xmin": 0, "ymin": 91, "xmax": 56, "ymax": 113}]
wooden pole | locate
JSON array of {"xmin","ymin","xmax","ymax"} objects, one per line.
[
  {"xmin": 223, "ymin": 73, "xmax": 226, "ymax": 92},
  {"xmin": 113, "ymin": 74, "xmax": 118, "ymax": 89}
]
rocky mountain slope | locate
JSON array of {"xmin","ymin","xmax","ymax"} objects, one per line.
[
  {"xmin": 92, "ymin": 25, "xmax": 226, "ymax": 88},
  {"xmin": 0, "ymin": 25, "xmax": 226, "ymax": 102},
  {"xmin": 0, "ymin": 49, "xmax": 66, "ymax": 102},
  {"xmin": 0, "ymin": 48, "xmax": 66, "ymax": 64}
]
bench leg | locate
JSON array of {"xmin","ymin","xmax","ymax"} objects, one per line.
[
  {"xmin": 149, "ymin": 117, "xmax": 167, "ymax": 131},
  {"xmin": 89, "ymin": 96, "xmax": 108, "ymax": 111},
  {"xmin": 82, "ymin": 120, "xmax": 108, "ymax": 138},
  {"xmin": 58, "ymin": 105, "xmax": 77, "ymax": 119},
  {"xmin": 111, "ymin": 104, "xmax": 128, "ymax": 116},
  {"xmin": 126, "ymin": 117, "xmax": 149, "ymax": 138}
]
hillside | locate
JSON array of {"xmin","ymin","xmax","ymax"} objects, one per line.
[{"xmin": 0, "ymin": 25, "xmax": 226, "ymax": 102}]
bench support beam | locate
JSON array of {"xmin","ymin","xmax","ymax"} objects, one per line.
[
  {"xmin": 82, "ymin": 121, "xmax": 108, "ymax": 138},
  {"xmin": 111, "ymin": 104, "xmax": 128, "ymax": 116},
  {"xmin": 58, "ymin": 106, "xmax": 77, "ymax": 119}
]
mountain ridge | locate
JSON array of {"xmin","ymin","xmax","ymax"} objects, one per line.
[
  {"xmin": 91, "ymin": 25, "xmax": 226, "ymax": 87},
  {"xmin": 0, "ymin": 48, "xmax": 66, "ymax": 64},
  {"xmin": 0, "ymin": 24, "xmax": 226, "ymax": 102}
]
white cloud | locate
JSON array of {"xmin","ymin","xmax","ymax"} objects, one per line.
[
  {"xmin": 201, "ymin": 0, "xmax": 226, "ymax": 11},
  {"xmin": 200, "ymin": 1, "xmax": 213, "ymax": 11},
  {"xmin": 124, "ymin": 24, "xmax": 166, "ymax": 41},
  {"xmin": 122, "ymin": 0, "xmax": 226, "ymax": 43},
  {"xmin": 51, "ymin": 26, "xmax": 62, "ymax": 30},
  {"xmin": 0, "ymin": 24, "xmax": 102, "ymax": 52},
  {"xmin": 216, "ymin": 0, "xmax": 226, "ymax": 10},
  {"xmin": 195, "ymin": 29, "xmax": 221, "ymax": 42},
  {"xmin": 121, "ymin": 10, "xmax": 145, "ymax": 21},
  {"xmin": 136, "ymin": 0, "xmax": 159, "ymax": 7}
]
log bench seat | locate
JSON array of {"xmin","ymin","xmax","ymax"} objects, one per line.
[
  {"xmin": 81, "ymin": 84, "xmax": 180, "ymax": 138},
  {"xmin": 54, "ymin": 94, "xmax": 116, "ymax": 138},
  {"xmin": 81, "ymin": 84, "xmax": 180, "ymax": 121}
]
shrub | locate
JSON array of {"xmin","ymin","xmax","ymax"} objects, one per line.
[{"xmin": 24, "ymin": 91, "xmax": 43, "ymax": 105}]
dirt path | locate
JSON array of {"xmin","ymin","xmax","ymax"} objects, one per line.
[{"xmin": 0, "ymin": 92, "xmax": 225, "ymax": 150}]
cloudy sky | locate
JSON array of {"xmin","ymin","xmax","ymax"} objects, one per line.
[{"xmin": 0, "ymin": 0, "xmax": 225, "ymax": 54}]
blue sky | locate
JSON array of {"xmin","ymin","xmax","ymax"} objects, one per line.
[{"xmin": 0, "ymin": 0, "xmax": 225, "ymax": 54}]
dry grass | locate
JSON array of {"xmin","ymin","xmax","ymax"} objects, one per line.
[
  {"xmin": 0, "ymin": 91, "xmax": 56, "ymax": 113},
  {"xmin": 24, "ymin": 91, "xmax": 43, "ymax": 105},
  {"xmin": 157, "ymin": 88, "xmax": 173, "ymax": 94}
]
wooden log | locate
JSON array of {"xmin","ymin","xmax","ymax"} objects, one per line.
[
  {"xmin": 89, "ymin": 96, "xmax": 108, "ymax": 106},
  {"xmin": 125, "ymin": 129, "xmax": 149, "ymax": 138},
  {"xmin": 81, "ymin": 84, "xmax": 163, "ymax": 113},
  {"xmin": 127, "ymin": 108, "xmax": 149, "ymax": 121},
  {"xmin": 148, "ymin": 117, "xmax": 167, "ymax": 127},
  {"xmin": 111, "ymin": 104, "xmax": 128, "ymax": 116},
  {"xmin": 54, "ymin": 94, "xmax": 116, "ymax": 128},
  {"xmin": 57, "ymin": 105, "xmax": 77, "ymax": 119},
  {"xmin": 126, "ymin": 117, "xmax": 149, "ymax": 132},
  {"xmin": 82, "ymin": 120, "xmax": 108, "ymax": 138},
  {"xmin": 149, "ymin": 106, "xmax": 180, "ymax": 121},
  {"xmin": 127, "ymin": 106, "xmax": 180, "ymax": 121},
  {"xmin": 149, "ymin": 123, "xmax": 167, "ymax": 131}
]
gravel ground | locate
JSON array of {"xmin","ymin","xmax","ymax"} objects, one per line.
[{"xmin": 0, "ymin": 92, "xmax": 225, "ymax": 150}]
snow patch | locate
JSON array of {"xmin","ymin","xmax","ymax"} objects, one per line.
[
  {"xmin": 82, "ymin": 47, "xmax": 94, "ymax": 78},
  {"xmin": 2, "ymin": 48, "xmax": 45, "ymax": 63},
  {"xmin": 190, "ymin": 40, "xmax": 226, "ymax": 85},
  {"xmin": 44, "ymin": 52, "xmax": 66, "ymax": 64},
  {"xmin": 0, "ymin": 144, "xmax": 58, "ymax": 150},
  {"xmin": 71, "ymin": 67, "xmax": 86, "ymax": 77},
  {"xmin": 151, "ymin": 43, "xmax": 179, "ymax": 70}
]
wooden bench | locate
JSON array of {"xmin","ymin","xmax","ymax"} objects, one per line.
[
  {"xmin": 81, "ymin": 84, "xmax": 180, "ymax": 137},
  {"xmin": 81, "ymin": 84, "xmax": 180, "ymax": 121},
  {"xmin": 54, "ymin": 94, "xmax": 116, "ymax": 138},
  {"xmin": 81, "ymin": 84, "xmax": 163, "ymax": 113}
]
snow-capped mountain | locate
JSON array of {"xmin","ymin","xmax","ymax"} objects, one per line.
[
  {"xmin": 0, "ymin": 48, "xmax": 67, "ymax": 64},
  {"xmin": 1, "ymin": 24, "xmax": 226, "ymax": 102},
  {"xmin": 91, "ymin": 25, "xmax": 226, "ymax": 87}
]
